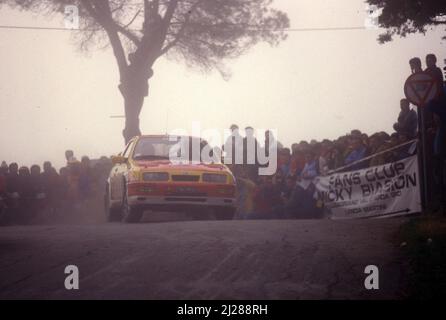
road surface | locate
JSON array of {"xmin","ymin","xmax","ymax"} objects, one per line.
[{"xmin": 0, "ymin": 217, "xmax": 409, "ymax": 299}]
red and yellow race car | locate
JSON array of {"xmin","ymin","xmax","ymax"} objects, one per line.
[{"xmin": 105, "ymin": 135, "xmax": 237, "ymax": 223}]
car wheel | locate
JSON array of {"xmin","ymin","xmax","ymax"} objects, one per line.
[
  {"xmin": 215, "ymin": 207, "xmax": 236, "ymax": 220},
  {"xmin": 121, "ymin": 188, "xmax": 143, "ymax": 223},
  {"xmin": 105, "ymin": 186, "xmax": 122, "ymax": 222}
]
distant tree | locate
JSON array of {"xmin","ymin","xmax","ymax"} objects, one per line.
[
  {"xmin": 367, "ymin": 0, "xmax": 446, "ymax": 43},
  {"xmin": 0, "ymin": 0, "xmax": 289, "ymax": 143}
]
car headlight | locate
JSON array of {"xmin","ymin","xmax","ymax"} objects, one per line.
[
  {"xmin": 202, "ymin": 173, "xmax": 227, "ymax": 183},
  {"xmin": 143, "ymin": 172, "xmax": 169, "ymax": 181},
  {"xmin": 128, "ymin": 171, "xmax": 141, "ymax": 182}
]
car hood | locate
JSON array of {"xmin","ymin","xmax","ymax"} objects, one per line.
[{"xmin": 133, "ymin": 160, "xmax": 229, "ymax": 173}]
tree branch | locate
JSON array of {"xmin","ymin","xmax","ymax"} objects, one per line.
[
  {"xmin": 160, "ymin": 0, "xmax": 200, "ymax": 55},
  {"xmin": 429, "ymin": 18, "xmax": 446, "ymax": 25},
  {"xmin": 81, "ymin": 0, "xmax": 128, "ymax": 80},
  {"xmin": 163, "ymin": 0, "xmax": 179, "ymax": 25},
  {"xmin": 115, "ymin": 24, "xmax": 141, "ymax": 45},
  {"xmin": 122, "ymin": 8, "xmax": 142, "ymax": 28}
]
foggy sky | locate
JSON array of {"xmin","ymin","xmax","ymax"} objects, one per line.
[{"xmin": 0, "ymin": 0, "xmax": 445, "ymax": 169}]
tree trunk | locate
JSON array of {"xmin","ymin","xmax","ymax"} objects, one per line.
[
  {"xmin": 122, "ymin": 90, "xmax": 145, "ymax": 144},
  {"xmin": 120, "ymin": 52, "xmax": 156, "ymax": 144}
]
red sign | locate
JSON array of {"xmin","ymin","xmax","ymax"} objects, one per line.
[{"xmin": 404, "ymin": 72, "xmax": 440, "ymax": 107}]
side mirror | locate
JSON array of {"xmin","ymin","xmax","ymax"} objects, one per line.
[{"xmin": 111, "ymin": 155, "xmax": 127, "ymax": 165}]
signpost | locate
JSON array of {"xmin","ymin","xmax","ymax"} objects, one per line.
[
  {"xmin": 404, "ymin": 72, "xmax": 439, "ymax": 106},
  {"xmin": 404, "ymin": 72, "xmax": 440, "ymax": 210}
]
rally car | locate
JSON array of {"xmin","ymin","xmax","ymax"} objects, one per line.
[{"xmin": 105, "ymin": 135, "xmax": 237, "ymax": 223}]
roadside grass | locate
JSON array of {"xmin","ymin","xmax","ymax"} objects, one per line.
[{"xmin": 398, "ymin": 215, "xmax": 446, "ymax": 299}]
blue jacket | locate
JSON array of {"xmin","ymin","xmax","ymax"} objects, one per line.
[{"xmin": 345, "ymin": 146, "xmax": 367, "ymax": 169}]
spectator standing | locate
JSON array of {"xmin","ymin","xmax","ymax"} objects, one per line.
[
  {"xmin": 223, "ymin": 124, "xmax": 243, "ymax": 175},
  {"xmin": 425, "ymin": 54, "xmax": 445, "ymax": 128},
  {"xmin": 0, "ymin": 161, "xmax": 7, "ymax": 173},
  {"xmin": 67, "ymin": 158, "xmax": 81, "ymax": 205},
  {"xmin": 79, "ymin": 156, "xmax": 92, "ymax": 200},
  {"xmin": 318, "ymin": 141, "xmax": 332, "ymax": 175},
  {"xmin": 251, "ymin": 176, "xmax": 282, "ymax": 219},
  {"xmin": 282, "ymin": 176, "xmax": 296, "ymax": 201},
  {"xmin": 243, "ymin": 126, "xmax": 260, "ymax": 182},
  {"xmin": 262, "ymin": 130, "xmax": 283, "ymax": 174},
  {"xmin": 427, "ymin": 99, "xmax": 446, "ymax": 206},
  {"xmin": 264, "ymin": 130, "xmax": 283, "ymax": 155},
  {"xmin": 344, "ymin": 137, "xmax": 367, "ymax": 170},
  {"xmin": 65, "ymin": 150, "xmax": 75, "ymax": 163},
  {"xmin": 17, "ymin": 166, "xmax": 32, "ymax": 222},
  {"xmin": 300, "ymin": 151, "xmax": 319, "ymax": 183},
  {"xmin": 393, "ymin": 99, "xmax": 418, "ymax": 138},
  {"xmin": 289, "ymin": 144, "xmax": 306, "ymax": 177},
  {"xmin": 57, "ymin": 167, "xmax": 70, "ymax": 211},
  {"xmin": 235, "ymin": 172, "xmax": 257, "ymax": 219},
  {"xmin": 41, "ymin": 161, "xmax": 59, "ymax": 214},
  {"xmin": 285, "ymin": 151, "xmax": 320, "ymax": 219},
  {"xmin": 0, "ymin": 162, "xmax": 7, "ymax": 196},
  {"xmin": 4, "ymin": 163, "xmax": 20, "ymax": 220},
  {"xmin": 29, "ymin": 165, "xmax": 44, "ymax": 196},
  {"xmin": 6, "ymin": 163, "xmax": 20, "ymax": 194},
  {"xmin": 29, "ymin": 165, "xmax": 46, "ymax": 219},
  {"xmin": 394, "ymin": 132, "xmax": 415, "ymax": 161},
  {"xmin": 425, "ymin": 54, "xmax": 444, "ymax": 91},
  {"xmin": 409, "ymin": 57, "xmax": 423, "ymax": 74},
  {"xmin": 328, "ymin": 143, "xmax": 344, "ymax": 171},
  {"xmin": 277, "ymin": 148, "xmax": 291, "ymax": 177}
]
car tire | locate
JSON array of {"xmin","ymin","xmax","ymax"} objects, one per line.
[
  {"xmin": 121, "ymin": 188, "xmax": 143, "ymax": 223},
  {"xmin": 215, "ymin": 207, "xmax": 236, "ymax": 220},
  {"xmin": 105, "ymin": 185, "xmax": 121, "ymax": 222}
]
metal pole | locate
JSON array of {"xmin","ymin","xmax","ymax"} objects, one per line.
[{"xmin": 419, "ymin": 106, "xmax": 430, "ymax": 211}]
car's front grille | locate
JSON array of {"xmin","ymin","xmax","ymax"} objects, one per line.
[
  {"xmin": 171, "ymin": 175, "xmax": 200, "ymax": 182},
  {"xmin": 165, "ymin": 197, "xmax": 206, "ymax": 202},
  {"xmin": 169, "ymin": 192, "xmax": 207, "ymax": 197}
]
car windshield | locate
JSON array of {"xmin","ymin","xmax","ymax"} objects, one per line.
[{"xmin": 132, "ymin": 136, "xmax": 210, "ymax": 162}]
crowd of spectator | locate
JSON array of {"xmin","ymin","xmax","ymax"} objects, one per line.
[
  {"xmin": 233, "ymin": 53, "xmax": 446, "ymax": 219},
  {"xmin": 0, "ymin": 151, "xmax": 111, "ymax": 225},
  {"xmin": 2, "ymin": 125, "xmax": 416, "ymax": 224},
  {"xmin": 2, "ymin": 54, "xmax": 445, "ymax": 223},
  {"xmin": 230, "ymin": 125, "xmax": 417, "ymax": 220}
]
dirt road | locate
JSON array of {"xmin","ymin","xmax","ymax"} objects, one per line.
[{"xmin": 0, "ymin": 218, "xmax": 409, "ymax": 299}]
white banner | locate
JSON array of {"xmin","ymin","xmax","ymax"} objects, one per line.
[{"xmin": 314, "ymin": 155, "xmax": 421, "ymax": 219}]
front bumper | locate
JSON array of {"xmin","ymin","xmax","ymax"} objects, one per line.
[
  {"xmin": 126, "ymin": 182, "xmax": 236, "ymax": 210},
  {"xmin": 127, "ymin": 195, "xmax": 236, "ymax": 208}
]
